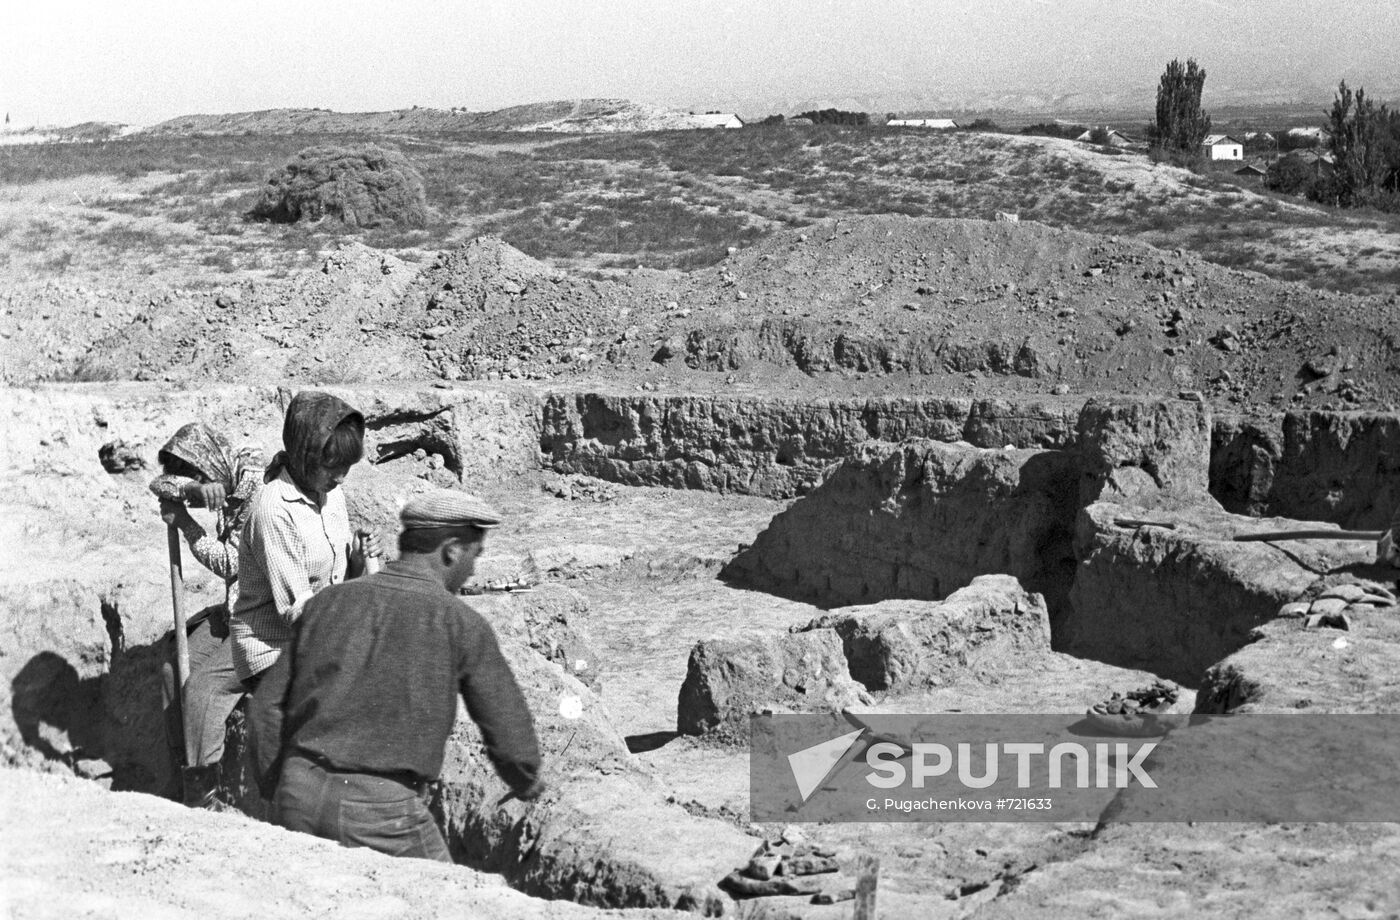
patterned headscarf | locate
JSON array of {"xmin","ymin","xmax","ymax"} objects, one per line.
[
  {"xmin": 159, "ymin": 423, "xmax": 238, "ymax": 490},
  {"xmin": 266, "ymin": 391, "xmax": 365, "ymax": 490}
]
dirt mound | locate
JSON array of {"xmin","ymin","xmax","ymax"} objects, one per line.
[
  {"xmin": 615, "ymin": 215, "xmax": 1400, "ymax": 410},
  {"xmin": 391, "ymin": 237, "xmax": 636, "ymax": 381},
  {"xmin": 8, "ymin": 214, "xmax": 1400, "ymax": 415}
]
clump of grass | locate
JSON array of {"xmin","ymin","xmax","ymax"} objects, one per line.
[
  {"xmin": 43, "ymin": 249, "xmax": 75, "ymax": 271},
  {"xmin": 247, "ymin": 144, "xmax": 428, "ymax": 228},
  {"xmin": 49, "ymin": 356, "xmax": 121, "ymax": 382}
]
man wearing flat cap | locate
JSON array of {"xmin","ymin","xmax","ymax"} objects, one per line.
[{"xmin": 249, "ymin": 488, "xmax": 544, "ymax": 861}]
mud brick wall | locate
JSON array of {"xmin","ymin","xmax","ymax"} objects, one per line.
[{"xmin": 539, "ymin": 392, "xmax": 1079, "ymax": 499}]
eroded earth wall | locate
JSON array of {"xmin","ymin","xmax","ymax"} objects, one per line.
[
  {"xmin": 1212, "ymin": 410, "xmax": 1400, "ymax": 528},
  {"xmin": 541, "ymin": 394, "xmax": 1400, "ymax": 534},
  {"xmin": 539, "ymin": 392, "xmax": 1078, "ymax": 498},
  {"xmin": 720, "ymin": 439, "xmax": 1080, "ymax": 617}
]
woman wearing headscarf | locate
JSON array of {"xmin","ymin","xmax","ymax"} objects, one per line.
[
  {"xmin": 151, "ymin": 423, "xmax": 264, "ymax": 807},
  {"xmin": 232, "ymin": 391, "xmax": 380, "ymax": 691}
]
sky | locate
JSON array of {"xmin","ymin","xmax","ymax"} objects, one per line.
[{"xmin": 2, "ymin": 0, "xmax": 1397, "ymax": 127}]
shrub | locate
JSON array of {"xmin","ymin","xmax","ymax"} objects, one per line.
[
  {"xmin": 247, "ymin": 144, "xmax": 428, "ymax": 228},
  {"xmin": 1264, "ymin": 155, "xmax": 1322, "ymax": 197}
]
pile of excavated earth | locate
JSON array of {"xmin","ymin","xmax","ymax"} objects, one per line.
[
  {"xmin": 5, "ymin": 214, "xmax": 1400, "ymax": 918},
  {"xmin": 4, "ymin": 216, "xmax": 1400, "ymax": 413}
]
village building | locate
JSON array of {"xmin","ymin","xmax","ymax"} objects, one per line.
[
  {"xmin": 1284, "ymin": 126, "xmax": 1331, "ymax": 143},
  {"xmin": 690, "ymin": 113, "xmax": 744, "ymax": 129},
  {"xmin": 1074, "ymin": 127, "xmax": 1139, "ymax": 148},
  {"xmin": 1201, "ymin": 134, "xmax": 1244, "ymax": 160}
]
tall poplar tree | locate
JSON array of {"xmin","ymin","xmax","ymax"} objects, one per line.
[
  {"xmin": 1152, "ymin": 59, "xmax": 1212, "ymax": 155},
  {"xmin": 1325, "ymin": 81, "xmax": 1400, "ymax": 207}
]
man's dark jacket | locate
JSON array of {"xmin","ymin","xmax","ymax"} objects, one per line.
[{"xmin": 249, "ymin": 562, "xmax": 541, "ymax": 794}]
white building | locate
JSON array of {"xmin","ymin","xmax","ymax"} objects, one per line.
[
  {"xmin": 887, "ymin": 118, "xmax": 960, "ymax": 129},
  {"xmin": 690, "ymin": 113, "xmax": 744, "ymax": 129},
  {"xmin": 1201, "ymin": 134, "xmax": 1244, "ymax": 160},
  {"xmin": 1285, "ymin": 126, "xmax": 1330, "ymax": 143}
]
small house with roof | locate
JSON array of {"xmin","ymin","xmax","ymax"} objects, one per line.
[
  {"xmin": 1202, "ymin": 134, "xmax": 1244, "ymax": 160},
  {"xmin": 1074, "ymin": 127, "xmax": 1139, "ymax": 148}
]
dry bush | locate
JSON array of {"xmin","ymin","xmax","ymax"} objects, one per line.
[{"xmin": 247, "ymin": 144, "xmax": 428, "ymax": 228}]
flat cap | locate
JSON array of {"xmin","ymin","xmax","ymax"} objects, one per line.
[{"xmin": 400, "ymin": 489, "xmax": 503, "ymax": 530}]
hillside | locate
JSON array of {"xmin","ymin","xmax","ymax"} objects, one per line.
[
  {"xmin": 141, "ymin": 99, "xmax": 737, "ymax": 136},
  {"xmin": 1, "ymin": 122, "xmax": 1395, "ymax": 300}
]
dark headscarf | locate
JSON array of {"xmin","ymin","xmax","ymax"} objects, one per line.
[
  {"xmin": 159, "ymin": 423, "xmax": 238, "ymax": 490},
  {"xmin": 267, "ymin": 391, "xmax": 364, "ymax": 490}
]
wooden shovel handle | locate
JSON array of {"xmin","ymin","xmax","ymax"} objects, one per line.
[{"xmin": 167, "ymin": 524, "xmax": 190, "ymax": 689}]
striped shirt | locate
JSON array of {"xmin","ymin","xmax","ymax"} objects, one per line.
[{"xmin": 231, "ymin": 468, "xmax": 350, "ymax": 680}]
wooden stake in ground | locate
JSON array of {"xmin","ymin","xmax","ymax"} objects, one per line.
[
  {"xmin": 166, "ymin": 524, "xmax": 190, "ymax": 692},
  {"xmin": 853, "ymin": 854, "xmax": 879, "ymax": 920}
]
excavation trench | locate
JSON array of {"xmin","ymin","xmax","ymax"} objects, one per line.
[
  {"xmin": 4, "ymin": 382, "xmax": 1396, "ymax": 912},
  {"xmin": 543, "ymin": 390, "xmax": 1398, "ymax": 683}
]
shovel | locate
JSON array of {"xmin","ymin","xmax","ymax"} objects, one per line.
[
  {"xmin": 167, "ymin": 524, "xmax": 191, "ymax": 693},
  {"xmin": 150, "ymin": 477, "xmax": 193, "ymax": 694}
]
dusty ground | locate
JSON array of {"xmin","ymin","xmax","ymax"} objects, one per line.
[
  {"xmin": 0, "ymin": 469, "xmax": 1213, "ymax": 919},
  {"xmin": 10, "ymin": 462, "xmax": 1395, "ymax": 917},
  {"xmin": 0, "ymin": 769, "xmax": 686, "ymax": 920}
]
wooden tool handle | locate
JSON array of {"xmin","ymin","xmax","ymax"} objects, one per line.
[{"xmin": 167, "ymin": 524, "xmax": 190, "ymax": 689}]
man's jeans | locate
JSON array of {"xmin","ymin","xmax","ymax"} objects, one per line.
[{"xmin": 275, "ymin": 752, "xmax": 450, "ymax": 862}]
